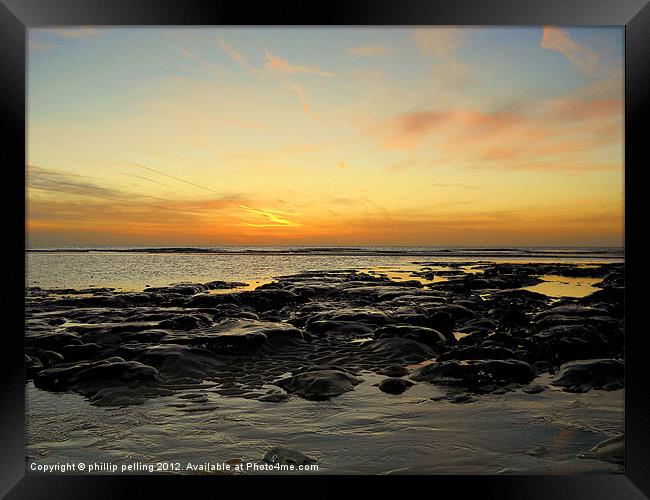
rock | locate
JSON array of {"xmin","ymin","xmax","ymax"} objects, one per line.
[
  {"xmin": 437, "ymin": 346, "xmax": 516, "ymax": 362},
  {"xmin": 40, "ymin": 350, "xmax": 65, "ymax": 368},
  {"xmin": 551, "ymin": 359, "xmax": 624, "ymax": 392},
  {"xmin": 362, "ymin": 337, "xmax": 435, "ymax": 363},
  {"xmin": 579, "ymin": 434, "xmax": 624, "ymax": 465},
  {"xmin": 33, "ymin": 356, "xmax": 163, "ymax": 404},
  {"xmin": 410, "ymin": 359, "xmax": 535, "ymax": 390},
  {"xmin": 527, "ymin": 446, "xmax": 550, "ymax": 458},
  {"xmin": 523, "ymin": 384, "xmax": 546, "ymax": 394},
  {"xmin": 168, "ymin": 319, "xmax": 304, "ymax": 354},
  {"xmin": 263, "ymin": 447, "xmax": 316, "ymax": 465},
  {"xmin": 378, "ymin": 378, "xmax": 414, "ymax": 394},
  {"xmin": 534, "ymin": 305, "xmax": 609, "ymax": 320},
  {"xmin": 306, "ymin": 307, "xmax": 389, "ymax": 326},
  {"xmin": 305, "ymin": 320, "xmax": 374, "ymax": 337},
  {"xmin": 449, "ymin": 393, "xmax": 475, "ymax": 404},
  {"xmin": 374, "ymin": 325, "xmax": 447, "ymax": 348},
  {"xmin": 276, "ymin": 369, "xmax": 363, "ymax": 400},
  {"xmin": 235, "ymin": 288, "xmax": 301, "ymax": 310},
  {"xmin": 25, "ymin": 354, "xmax": 43, "ymax": 377},
  {"xmin": 134, "ymin": 345, "xmax": 228, "ymax": 381},
  {"xmin": 157, "ymin": 313, "xmax": 212, "ymax": 331},
  {"xmin": 258, "ymin": 388, "xmax": 290, "ymax": 403},
  {"xmin": 59, "ymin": 343, "xmax": 102, "ymax": 361},
  {"xmin": 377, "ymin": 365, "xmax": 409, "ymax": 377},
  {"xmin": 428, "ymin": 311, "xmax": 455, "ymax": 340}
]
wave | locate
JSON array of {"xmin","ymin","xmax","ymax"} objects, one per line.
[{"xmin": 25, "ymin": 246, "xmax": 624, "ymax": 258}]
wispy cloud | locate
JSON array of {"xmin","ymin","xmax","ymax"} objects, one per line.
[
  {"xmin": 29, "ymin": 40, "xmax": 55, "ymax": 51},
  {"xmin": 216, "ymin": 34, "xmax": 248, "ymax": 66},
  {"xmin": 540, "ymin": 26, "xmax": 599, "ymax": 75},
  {"xmin": 290, "ymin": 83, "xmax": 311, "ymax": 114},
  {"xmin": 288, "ymin": 83, "xmax": 330, "ymax": 126},
  {"xmin": 348, "ymin": 45, "xmax": 394, "ymax": 56},
  {"xmin": 27, "ymin": 165, "xmax": 166, "ymax": 202},
  {"xmin": 337, "ymin": 162, "xmax": 350, "ymax": 170},
  {"xmin": 239, "ymin": 204, "xmax": 300, "ymax": 227},
  {"xmin": 120, "ymin": 172, "xmax": 167, "ymax": 186},
  {"xmin": 127, "ymin": 161, "xmax": 226, "ymax": 196},
  {"xmin": 364, "ymin": 88, "xmax": 622, "ymax": 173},
  {"xmin": 38, "ymin": 28, "xmax": 99, "ymax": 39},
  {"xmin": 176, "ymin": 47, "xmax": 224, "ymax": 79},
  {"xmin": 264, "ymin": 48, "xmax": 335, "ymax": 77}
]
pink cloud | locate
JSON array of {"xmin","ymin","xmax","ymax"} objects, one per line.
[
  {"xmin": 264, "ymin": 48, "xmax": 335, "ymax": 77},
  {"xmin": 540, "ymin": 27, "xmax": 599, "ymax": 75},
  {"xmin": 216, "ymin": 34, "xmax": 248, "ymax": 66}
]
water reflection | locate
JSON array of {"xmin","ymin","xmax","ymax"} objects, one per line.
[{"xmin": 523, "ymin": 275, "xmax": 603, "ymax": 298}]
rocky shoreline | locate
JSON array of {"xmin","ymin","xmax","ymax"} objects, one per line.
[{"xmin": 25, "ymin": 261, "xmax": 624, "ymax": 467}]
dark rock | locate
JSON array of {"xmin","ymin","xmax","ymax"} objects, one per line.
[
  {"xmin": 374, "ymin": 324, "xmax": 447, "ymax": 349},
  {"xmin": 378, "ymin": 378, "xmax": 414, "ymax": 394},
  {"xmin": 263, "ymin": 447, "xmax": 316, "ymax": 465},
  {"xmin": 428, "ymin": 311, "xmax": 455, "ymax": 340},
  {"xmin": 33, "ymin": 356, "xmax": 162, "ymax": 397},
  {"xmin": 362, "ymin": 337, "xmax": 435, "ymax": 363},
  {"xmin": 167, "ymin": 319, "xmax": 304, "ymax": 354},
  {"xmin": 276, "ymin": 369, "xmax": 363, "ymax": 400},
  {"xmin": 410, "ymin": 359, "xmax": 535, "ymax": 389},
  {"xmin": 306, "ymin": 320, "xmax": 374, "ymax": 337},
  {"xmin": 377, "ymin": 365, "xmax": 409, "ymax": 377},
  {"xmin": 579, "ymin": 434, "xmax": 624, "ymax": 465},
  {"xmin": 437, "ymin": 346, "xmax": 516, "ymax": 362},
  {"xmin": 551, "ymin": 359, "xmax": 624, "ymax": 392}
]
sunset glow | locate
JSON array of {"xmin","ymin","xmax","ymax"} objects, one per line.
[{"xmin": 27, "ymin": 27, "xmax": 624, "ymax": 247}]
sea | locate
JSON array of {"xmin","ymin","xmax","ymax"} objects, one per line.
[{"xmin": 25, "ymin": 246, "xmax": 624, "ymax": 291}]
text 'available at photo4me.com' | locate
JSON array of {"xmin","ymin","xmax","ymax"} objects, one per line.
[{"xmin": 29, "ymin": 461, "xmax": 320, "ymax": 473}]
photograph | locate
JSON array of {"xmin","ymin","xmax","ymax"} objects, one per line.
[{"xmin": 24, "ymin": 25, "xmax": 626, "ymax": 476}]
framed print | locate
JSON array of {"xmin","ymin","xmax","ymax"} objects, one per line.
[{"xmin": 1, "ymin": 0, "xmax": 649, "ymax": 498}]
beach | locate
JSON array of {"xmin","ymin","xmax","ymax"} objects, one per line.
[{"xmin": 25, "ymin": 247, "xmax": 625, "ymax": 474}]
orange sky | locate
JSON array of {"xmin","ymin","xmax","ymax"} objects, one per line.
[{"xmin": 27, "ymin": 27, "xmax": 624, "ymax": 247}]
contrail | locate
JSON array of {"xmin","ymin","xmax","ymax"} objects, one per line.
[
  {"xmin": 121, "ymin": 172, "xmax": 167, "ymax": 186},
  {"xmin": 127, "ymin": 160, "xmax": 222, "ymax": 194}
]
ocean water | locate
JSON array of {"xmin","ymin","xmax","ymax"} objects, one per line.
[{"xmin": 25, "ymin": 246, "xmax": 623, "ymax": 291}]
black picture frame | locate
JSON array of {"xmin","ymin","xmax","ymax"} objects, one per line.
[{"xmin": 2, "ymin": 0, "xmax": 648, "ymax": 498}]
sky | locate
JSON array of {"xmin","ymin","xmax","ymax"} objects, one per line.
[{"xmin": 27, "ymin": 27, "xmax": 624, "ymax": 247}]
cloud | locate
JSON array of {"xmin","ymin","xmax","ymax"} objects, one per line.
[
  {"xmin": 413, "ymin": 28, "xmax": 465, "ymax": 58},
  {"xmin": 374, "ymin": 111, "xmax": 449, "ymax": 150},
  {"xmin": 288, "ymin": 83, "xmax": 330, "ymax": 126},
  {"xmin": 216, "ymin": 34, "xmax": 248, "ymax": 66},
  {"xmin": 127, "ymin": 161, "xmax": 225, "ymax": 195},
  {"xmin": 290, "ymin": 83, "xmax": 311, "ymax": 114},
  {"xmin": 540, "ymin": 27, "xmax": 599, "ymax": 75},
  {"xmin": 348, "ymin": 45, "xmax": 394, "ymax": 56},
  {"xmin": 176, "ymin": 47, "xmax": 225, "ymax": 79},
  {"xmin": 38, "ymin": 28, "xmax": 99, "ymax": 39},
  {"xmin": 264, "ymin": 48, "xmax": 335, "ymax": 77},
  {"xmin": 27, "ymin": 165, "xmax": 249, "ymax": 243},
  {"xmin": 363, "ymin": 88, "xmax": 622, "ymax": 173},
  {"xmin": 239, "ymin": 204, "xmax": 300, "ymax": 227},
  {"xmin": 337, "ymin": 162, "xmax": 350, "ymax": 170},
  {"xmin": 27, "ymin": 165, "xmax": 166, "ymax": 202},
  {"xmin": 29, "ymin": 40, "xmax": 55, "ymax": 51}
]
